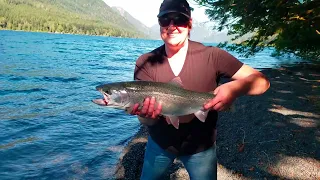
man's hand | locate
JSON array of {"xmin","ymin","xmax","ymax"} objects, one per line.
[
  {"xmin": 130, "ymin": 97, "xmax": 162, "ymax": 119},
  {"xmin": 204, "ymin": 65, "xmax": 270, "ymax": 112},
  {"xmin": 204, "ymin": 83, "xmax": 237, "ymax": 111}
]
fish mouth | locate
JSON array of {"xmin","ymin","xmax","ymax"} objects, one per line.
[
  {"xmin": 93, "ymin": 88, "xmax": 131, "ymax": 109},
  {"xmin": 92, "ymin": 91, "xmax": 111, "ymax": 106},
  {"xmin": 102, "ymin": 92, "xmax": 111, "ymax": 104}
]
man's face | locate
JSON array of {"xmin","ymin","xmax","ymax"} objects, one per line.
[{"xmin": 158, "ymin": 13, "xmax": 191, "ymax": 47}]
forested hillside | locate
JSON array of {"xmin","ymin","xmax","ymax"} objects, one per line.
[
  {"xmin": 112, "ymin": 7, "xmax": 160, "ymax": 40},
  {"xmin": 0, "ymin": 0, "xmax": 147, "ymax": 38}
]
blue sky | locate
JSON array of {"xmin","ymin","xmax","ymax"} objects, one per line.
[{"xmin": 103, "ymin": 0, "xmax": 210, "ymax": 27}]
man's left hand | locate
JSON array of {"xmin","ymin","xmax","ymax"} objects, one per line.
[{"xmin": 204, "ymin": 83, "xmax": 237, "ymax": 111}]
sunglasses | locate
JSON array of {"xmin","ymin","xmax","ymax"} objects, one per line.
[{"xmin": 158, "ymin": 14, "xmax": 190, "ymax": 27}]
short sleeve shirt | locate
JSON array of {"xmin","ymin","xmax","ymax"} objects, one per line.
[{"xmin": 134, "ymin": 40, "xmax": 243, "ymax": 155}]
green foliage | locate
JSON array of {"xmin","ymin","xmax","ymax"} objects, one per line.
[
  {"xmin": 194, "ymin": 0, "xmax": 320, "ymax": 60},
  {"xmin": 0, "ymin": 0, "xmax": 147, "ymax": 38}
]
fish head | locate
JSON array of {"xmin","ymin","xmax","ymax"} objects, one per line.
[{"xmin": 93, "ymin": 83, "xmax": 131, "ymax": 109}]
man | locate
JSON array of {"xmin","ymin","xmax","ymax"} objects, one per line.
[{"xmin": 132, "ymin": 0, "xmax": 270, "ymax": 179}]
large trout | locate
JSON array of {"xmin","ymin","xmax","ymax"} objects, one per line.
[{"xmin": 92, "ymin": 79, "xmax": 215, "ymax": 129}]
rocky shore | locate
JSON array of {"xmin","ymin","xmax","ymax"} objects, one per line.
[{"xmin": 114, "ymin": 64, "xmax": 320, "ymax": 179}]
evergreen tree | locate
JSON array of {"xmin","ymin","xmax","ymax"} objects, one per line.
[
  {"xmin": 195, "ymin": 0, "xmax": 320, "ymax": 60},
  {"xmin": 0, "ymin": 0, "xmax": 147, "ymax": 39}
]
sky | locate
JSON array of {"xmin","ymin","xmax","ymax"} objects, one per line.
[{"xmin": 103, "ymin": 0, "xmax": 210, "ymax": 27}]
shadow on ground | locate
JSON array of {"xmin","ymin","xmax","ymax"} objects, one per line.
[{"xmin": 216, "ymin": 64, "xmax": 320, "ymax": 179}]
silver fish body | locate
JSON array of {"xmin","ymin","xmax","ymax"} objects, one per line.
[{"xmin": 93, "ymin": 81, "xmax": 215, "ymax": 129}]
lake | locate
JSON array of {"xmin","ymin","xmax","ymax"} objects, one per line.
[{"xmin": 0, "ymin": 30, "xmax": 302, "ymax": 179}]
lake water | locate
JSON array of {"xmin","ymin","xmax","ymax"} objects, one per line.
[{"xmin": 0, "ymin": 30, "xmax": 302, "ymax": 179}]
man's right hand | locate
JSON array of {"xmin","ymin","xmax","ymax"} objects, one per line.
[{"xmin": 130, "ymin": 97, "xmax": 162, "ymax": 119}]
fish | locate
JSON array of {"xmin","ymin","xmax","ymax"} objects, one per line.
[{"xmin": 92, "ymin": 79, "xmax": 215, "ymax": 129}]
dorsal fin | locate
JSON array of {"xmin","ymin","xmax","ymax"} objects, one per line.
[{"xmin": 168, "ymin": 76, "xmax": 184, "ymax": 88}]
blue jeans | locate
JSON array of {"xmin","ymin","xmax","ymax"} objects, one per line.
[{"xmin": 140, "ymin": 136, "xmax": 217, "ymax": 180}]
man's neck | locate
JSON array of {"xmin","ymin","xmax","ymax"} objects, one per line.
[{"xmin": 165, "ymin": 39, "xmax": 189, "ymax": 58}]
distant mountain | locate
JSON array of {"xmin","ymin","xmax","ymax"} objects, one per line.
[
  {"xmin": 190, "ymin": 20, "xmax": 213, "ymax": 43},
  {"xmin": 112, "ymin": 6, "xmax": 160, "ymax": 39},
  {"xmin": 150, "ymin": 24, "xmax": 161, "ymax": 40},
  {"xmin": 190, "ymin": 20, "xmax": 232, "ymax": 43},
  {"xmin": 0, "ymin": 0, "xmax": 146, "ymax": 38}
]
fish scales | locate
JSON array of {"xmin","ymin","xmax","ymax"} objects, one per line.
[
  {"xmin": 95, "ymin": 81, "xmax": 213, "ymax": 116},
  {"xmin": 93, "ymin": 80, "xmax": 216, "ymax": 129}
]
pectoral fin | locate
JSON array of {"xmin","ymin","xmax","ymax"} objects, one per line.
[
  {"xmin": 168, "ymin": 116, "xmax": 180, "ymax": 129},
  {"xmin": 194, "ymin": 109, "xmax": 209, "ymax": 122}
]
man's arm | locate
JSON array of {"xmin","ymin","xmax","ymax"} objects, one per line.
[
  {"xmin": 228, "ymin": 64, "xmax": 270, "ymax": 96},
  {"xmin": 204, "ymin": 64, "xmax": 270, "ymax": 111}
]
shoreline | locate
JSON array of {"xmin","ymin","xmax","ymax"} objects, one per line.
[
  {"xmin": 114, "ymin": 64, "xmax": 320, "ymax": 179},
  {"xmin": 0, "ymin": 29, "xmax": 156, "ymax": 41}
]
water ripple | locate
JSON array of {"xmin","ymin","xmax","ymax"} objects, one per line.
[
  {"xmin": 41, "ymin": 76, "xmax": 81, "ymax": 83},
  {"xmin": 0, "ymin": 88, "xmax": 48, "ymax": 95}
]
